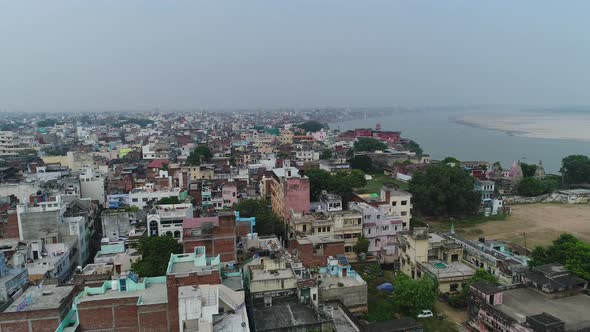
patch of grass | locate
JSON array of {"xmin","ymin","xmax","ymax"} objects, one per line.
[
  {"xmin": 420, "ymin": 318, "xmax": 459, "ymax": 332},
  {"xmin": 357, "ymin": 172, "xmax": 409, "ymax": 194},
  {"xmin": 356, "ymin": 263, "xmax": 397, "ymax": 322}
]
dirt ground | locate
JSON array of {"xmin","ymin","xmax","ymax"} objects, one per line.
[
  {"xmin": 464, "ymin": 204, "xmax": 590, "ymax": 248},
  {"xmin": 434, "ymin": 300, "xmax": 467, "ymax": 325}
]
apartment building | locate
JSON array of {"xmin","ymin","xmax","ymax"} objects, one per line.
[
  {"xmin": 270, "ymin": 166, "xmax": 310, "ymax": 220},
  {"xmin": 147, "ymin": 203, "xmax": 193, "ymax": 240}
]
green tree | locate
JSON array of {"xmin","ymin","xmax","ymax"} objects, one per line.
[
  {"xmin": 305, "ymin": 169, "xmax": 366, "ymax": 205},
  {"xmin": 520, "ymin": 162, "xmax": 538, "ymax": 178},
  {"xmin": 354, "ymin": 138, "xmax": 387, "ymax": 152},
  {"xmin": 131, "ymin": 235, "xmax": 182, "ymax": 277},
  {"xmin": 297, "ymin": 120, "xmax": 325, "ymax": 133},
  {"xmin": 517, "ymin": 177, "xmax": 546, "ymax": 196},
  {"xmin": 349, "ymin": 155, "xmax": 373, "ymax": 172},
  {"xmin": 187, "ymin": 145, "xmax": 212, "ymax": 166},
  {"xmin": 234, "ymin": 199, "xmax": 284, "ymax": 237},
  {"xmin": 320, "ymin": 149, "xmax": 333, "ymax": 160},
  {"xmin": 37, "ymin": 119, "xmax": 58, "ymax": 127},
  {"xmin": 442, "ymin": 156, "xmax": 460, "ymax": 165},
  {"xmin": 409, "ymin": 164, "xmax": 480, "ymax": 216},
  {"xmin": 403, "ymin": 140, "xmax": 423, "ymax": 155},
  {"xmin": 392, "ymin": 274, "xmax": 436, "ymax": 317},
  {"xmin": 447, "ymin": 269, "xmax": 498, "ymax": 308},
  {"xmin": 529, "ymin": 233, "xmax": 590, "ymax": 280},
  {"xmin": 156, "ymin": 197, "xmax": 180, "ymax": 205},
  {"xmin": 561, "ymin": 155, "xmax": 590, "ymax": 184},
  {"xmin": 353, "ymin": 237, "xmax": 370, "ymax": 256}
]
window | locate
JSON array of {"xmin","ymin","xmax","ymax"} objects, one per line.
[
  {"xmin": 132, "ymin": 198, "xmax": 138, "ymax": 202},
  {"xmin": 401, "ymin": 211, "xmax": 407, "ymax": 216},
  {"xmin": 392, "ymin": 201, "xmax": 397, "ymax": 206},
  {"xmin": 450, "ymin": 284, "xmax": 459, "ymax": 292},
  {"xmin": 326, "ymin": 227, "xmax": 331, "ymax": 232},
  {"xmin": 302, "ymin": 225, "xmax": 307, "ymax": 232},
  {"xmin": 401, "ymin": 200, "xmax": 407, "ymax": 205},
  {"xmin": 142, "ymin": 198, "xmax": 148, "ymax": 202}
]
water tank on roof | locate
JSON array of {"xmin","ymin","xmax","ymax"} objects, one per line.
[{"xmin": 111, "ymin": 280, "xmax": 118, "ymax": 291}]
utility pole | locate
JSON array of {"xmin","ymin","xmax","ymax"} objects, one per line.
[{"xmin": 523, "ymin": 232, "xmax": 528, "ymax": 256}]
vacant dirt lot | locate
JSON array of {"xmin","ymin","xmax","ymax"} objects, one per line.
[{"xmin": 465, "ymin": 204, "xmax": 590, "ymax": 248}]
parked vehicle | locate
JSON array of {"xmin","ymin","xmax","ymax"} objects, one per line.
[{"xmin": 417, "ymin": 310, "xmax": 434, "ymax": 318}]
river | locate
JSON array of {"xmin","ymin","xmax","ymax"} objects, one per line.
[{"xmin": 330, "ymin": 109, "xmax": 590, "ymax": 173}]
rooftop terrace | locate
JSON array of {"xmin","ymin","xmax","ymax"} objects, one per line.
[
  {"xmin": 167, "ymin": 246, "xmax": 221, "ymax": 275},
  {"xmin": 4, "ymin": 284, "xmax": 74, "ymax": 312}
]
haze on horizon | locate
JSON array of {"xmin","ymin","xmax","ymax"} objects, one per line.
[{"xmin": 1, "ymin": 1, "xmax": 590, "ymax": 112}]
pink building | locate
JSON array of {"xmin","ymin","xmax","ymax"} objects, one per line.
[
  {"xmin": 312, "ymin": 129, "xmax": 327, "ymax": 142},
  {"xmin": 222, "ymin": 181, "xmax": 238, "ymax": 208},
  {"xmin": 270, "ymin": 166, "xmax": 310, "ymax": 220}
]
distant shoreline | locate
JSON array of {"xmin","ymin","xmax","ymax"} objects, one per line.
[{"xmin": 451, "ymin": 112, "xmax": 590, "ymax": 142}]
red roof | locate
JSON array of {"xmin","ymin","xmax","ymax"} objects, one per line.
[{"xmin": 147, "ymin": 159, "xmax": 168, "ymax": 168}]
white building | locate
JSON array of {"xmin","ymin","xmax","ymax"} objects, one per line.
[
  {"xmin": 80, "ymin": 168, "xmax": 105, "ymax": 204},
  {"xmin": 142, "ymin": 143, "xmax": 170, "ymax": 160},
  {"xmin": 380, "ymin": 186, "xmax": 412, "ymax": 228},
  {"xmin": 107, "ymin": 187, "xmax": 183, "ymax": 210},
  {"xmin": 0, "ymin": 131, "xmax": 35, "ymax": 156},
  {"xmin": 147, "ymin": 203, "xmax": 193, "ymax": 240}
]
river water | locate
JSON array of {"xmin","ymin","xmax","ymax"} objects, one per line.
[{"xmin": 330, "ymin": 110, "xmax": 590, "ymax": 173}]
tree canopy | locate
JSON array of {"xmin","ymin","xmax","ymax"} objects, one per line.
[
  {"xmin": 297, "ymin": 120, "xmax": 325, "ymax": 133},
  {"xmin": 353, "ymin": 237, "xmax": 370, "ymax": 256},
  {"xmin": 560, "ymin": 155, "xmax": 590, "ymax": 184},
  {"xmin": 529, "ymin": 233, "xmax": 590, "ymax": 280},
  {"xmin": 353, "ymin": 137, "xmax": 387, "ymax": 152},
  {"xmin": 442, "ymin": 156, "xmax": 460, "ymax": 165},
  {"xmin": 234, "ymin": 199, "xmax": 284, "ymax": 237},
  {"xmin": 446, "ymin": 269, "xmax": 498, "ymax": 308},
  {"xmin": 349, "ymin": 155, "xmax": 374, "ymax": 172},
  {"xmin": 517, "ymin": 177, "xmax": 557, "ymax": 197},
  {"xmin": 392, "ymin": 274, "xmax": 436, "ymax": 317},
  {"xmin": 403, "ymin": 140, "xmax": 423, "ymax": 155},
  {"xmin": 187, "ymin": 145, "xmax": 212, "ymax": 166},
  {"xmin": 320, "ymin": 149, "xmax": 333, "ymax": 160},
  {"xmin": 156, "ymin": 197, "xmax": 180, "ymax": 205},
  {"xmin": 520, "ymin": 162, "xmax": 538, "ymax": 178},
  {"xmin": 409, "ymin": 164, "xmax": 480, "ymax": 216},
  {"xmin": 305, "ymin": 169, "xmax": 367, "ymax": 205},
  {"xmin": 131, "ymin": 235, "xmax": 182, "ymax": 277}
]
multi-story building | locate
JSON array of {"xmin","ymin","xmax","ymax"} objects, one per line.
[
  {"xmin": 381, "ymin": 185, "xmax": 412, "ymax": 227},
  {"xmin": 142, "ymin": 143, "xmax": 170, "ymax": 160},
  {"xmin": 330, "ymin": 210, "xmax": 363, "ymax": 258},
  {"xmin": 0, "ymin": 251, "xmax": 28, "ymax": 302},
  {"xmin": 350, "ymin": 202, "xmax": 404, "ymax": 261},
  {"xmin": 474, "ymin": 180, "xmax": 495, "ymax": 203},
  {"xmin": 107, "ymin": 187, "xmax": 183, "ymax": 210},
  {"xmin": 0, "ymin": 131, "xmax": 35, "ymax": 157},
  {"xmin": 318, "ymin": 191, "xmax": 342, "ymax": 213},
  {"xmin": 398, "ymin": 228, "xmax": 476, "ymax": 293},
  {"xmin": 55, "ymin": 247, "xmax": 248, "ymax": 332},
  {"xmin": 147, "ymin": 203, "xmax": 193, "ymax": 239},
  {"xmin": 270, "ymin": 166, "xmax": 310, "ymax": 221},
  {"xmin": 79, "ymin": 167, "xmax": 105, "ymax": 204}
]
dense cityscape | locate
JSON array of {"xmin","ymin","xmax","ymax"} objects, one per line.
[{"xmin": 0, "ymin": 109, "xmax": 587, "ymax": 332}]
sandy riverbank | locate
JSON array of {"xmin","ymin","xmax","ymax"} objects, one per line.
[{"xmin": 453, "ymin": 112, "xmax": 590, "ymax": 141}]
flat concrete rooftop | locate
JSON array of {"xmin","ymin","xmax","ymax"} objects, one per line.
[
  {"xmin": 251, "ymin": 268, "xmax": 294, "ymax": 281},
  {"xmin": 422, "ymin": 260, "xmax": 475, "ymax": 280},
  {"xmin": 497, "ymin": 288, "xmax": 590, "ymax": 331},
  {"xmin": 319, "ymin": 275, "xmax": 365, "ymax": 289},
  {"xmin": 253, "ymin": 297, "xmax": 324, "ymax": 331},
  {"xmin": 5, "ymin": 284, "xmax": 75, "ymax": 312},
  {"xmin": 79, "ymin": 282, "xmax": 167, "ymax": 305}
]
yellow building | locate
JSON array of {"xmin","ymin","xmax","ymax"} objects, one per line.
[{"xmin": 398, "ymin": 228, "xmax": 475, "ymax": 293}]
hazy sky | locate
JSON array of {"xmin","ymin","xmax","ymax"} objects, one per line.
[{"xmin": 1, "ymin": 1, "xmax": 590, "ymax": 111}]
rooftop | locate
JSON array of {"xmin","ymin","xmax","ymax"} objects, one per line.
[
  {"xmin": 253, "ymin": 297, "xmax": 327, "ymax": 331},
  {"xmin": 250, "ymin": 267, "xmax": 295, "ymax": 281},
  {"xmin": 497, "ymin": 287, "xmax": 590, "ymax": 331},
  {"xmin": 4, "ymin": 284, "xmax": 75, "ymax": 312},
  {"xmin": 167, "ymin": 246, "xmax": 221, "ymax": 275},
  {"xmin": 78, "ymin": 279, "xmax": 168, "ymax": 305},
  {"xmin": 421, "ymin": 260, "xmax": 475, "ymax": 280}
]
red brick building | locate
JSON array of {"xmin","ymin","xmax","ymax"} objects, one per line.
[{"xmin": 290, "ymin": 236, "xmax": 345, "ymax": 267}]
